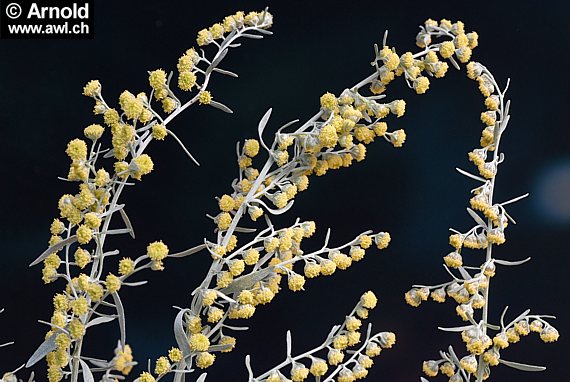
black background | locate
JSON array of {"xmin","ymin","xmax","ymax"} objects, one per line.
[{"xmin": 0, "ymin": 0, "xmax": 568, "ymax": 381}]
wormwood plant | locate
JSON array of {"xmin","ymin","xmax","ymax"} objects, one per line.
[{"xmin": 0, "ymin": 8, "xmax": 558, "ymax": 382}]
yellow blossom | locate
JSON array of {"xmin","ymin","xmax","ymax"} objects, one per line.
[
  {"xmin": 189, "ymin": 333, "xmax": 210, "ymax": 352},
  {"xmin": 196, "ymin": 352, "xmax": 215, "ymax": 368},
  {"xmin": 83, "ymin": 80, "xmax": 101, "ymax": 97},
  {"xmin": 147, "ymin": 241, "xmax": 169, "ymax": 261},
  {"xmin": 168, "ymin": 347, "xmax": 183, "ymax": 362},
  {"xmin": 288, "ymin": 273, "xmax": 306, "ymax": 291},
  {"xmin": 152, "ymin": 124, "xmax": 168, "ymax": 140},
  {"xmin": 178, "ymin": 71, "xmax": 197, "ymax": 91},
  {"xmin": 66, "ymin": 139, "xmax": 88, "ymax": 161},
  {"xmin": 84, "ymin": 124, "xmax": 104, "ymax": 140},
  {"xmin": 439, "ymin": 41, "xmax": 455, "ymax": 58},
  {"xmin": 199, "ymin": 91, "xmax": 212, "ymax": 105},
  {"xmin": 118, "ymin": 257, "xmax": 135, "ymax": 276}
]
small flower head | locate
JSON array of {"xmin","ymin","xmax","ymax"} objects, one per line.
[
  {"xmin": 131, "ymin": 154, "xmax": 154, "ymax": 180},
  {"xmin": 199, "ymin": 91, "xmax": 212, "ymax": 105},
  {"xmin": 147, "ymin": 241, "xmax": 169, "ymax": 262},
  {"xmin": 360, "ymin": 291, "xmax": 378, "ymax": 309},
  {"xmin": 189, "ymin": 333, "xmax": 210, "ymax": 352},
  {"xmin": 540, "ymin": 325, "xmax": 560, "ymax": 343},
  {"xmin": 84, "ymin": 124, "xmax": 104, "ymax": 140},
  {"xmin": 152, "ymin": 124, "xmax": 168, "ymax": 140},
  {"xmin": 154, "ymin": 356, "xmax": 170, "ymax": 375},
  {"xmin": 291, "ymin": 363, "xmax": 309, "ymax": 382},
  {"xmin": 328, "ymin": 348, "xmax": 345, "ymax": 365},
  {"xmin": 66, "ymin": 139, "xmax": 88, "ymax": 161},
  {"xmin": 288, "ymin": 273, "xmax": 306, "ymax": 292},
  {"xmin": 118, "ymin": 257, "xmax": 135, "ymax": 276},
  {"xmin": 243, "ymin": 139, "xmax": 260, "ymax": 157},
  {"xmin": 83, "ymin": 80, "xmax": 101, "ymax": 97},
  {"xmin": 149, "ymin": 69, "xmax": 167, "ymax": 91},
  {"xmin": 178, "ymin": 71, "xmax": 197, "ymax": 91},
  {"xmin": 390, "ymin": 129, "xmax": 407, "ymax": 147},
  {"xmin": 168, "ymin": 347, "xmax": 183, "ymax": 362},
  {"xmin": 310, "ymin": 358, "xmax": 328, "ymax": 376}
]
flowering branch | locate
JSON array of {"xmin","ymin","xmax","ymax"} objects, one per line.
[{"xmin": 403, "ymin": 18, "xmax": 559, "ymax": 382}]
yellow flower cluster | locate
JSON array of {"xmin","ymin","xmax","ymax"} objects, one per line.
[{"xmin": 197, "ymin": 10, "xmax": 273, "ymax": 47}]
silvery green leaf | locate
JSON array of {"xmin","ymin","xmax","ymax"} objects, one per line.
[
  {"xmin": 210, "ymin": 101, "xmax": 233, "ymax": 114},
  {"xmin": 86, "ymin": 316, "xmax": 116, "ymax": 328},
  {"xmin": 174, "ymin": 309, "xmax": 192, "ymax": 358},
  {"xmin": 485, "ymin": 322, "xmax": 501, "ymax": 330},
  {"xmin": 494, "ymin": 257, "xmax": 531, "ymax": 266},
  {"xmin": 233, "ymin": 227, "xmax": 258, "ymax": 233},
  {"xmin": 208, "ymin": 344, "xmax": 232, "ymax": 352},
  {"xmin": 245, "ymin": 355, "xmax": 254, "ymax": 380},
  {"xmin": 196, "ymin": 374, "xmax": 207, "ymax": 382},
  {"xmin": 252, "ymin": 198, "xmax": 294, "ymax": 215},
  {"xmin": 286, "ymin": 330, "xmax": 292, "ymax": 357},
  {"xmin": 111, "ymin": 293, "xmax": 126, "ymax": 347},
  {"xmin": 241, "ymin": 33, "xmax": 264, "ymax": 39},
  {"xmin": 499, "ymin": 359, "xmax": 546, "ymax": 372},
  {"xmin": 258, "ymin": 108, "xmax": 272, "ymax": 151},
  {"xmin": 103, "ymin": 228, "xmax": 132, "ymax": 236},
  {"xmin": 170, "ymin": 244, "xmax": 207, "ymax": 258},
  {"xmin": 500, "ymin": 193, "xmax": 529, "ymax": 206},
  {"xmin": 26, "ymin": 335, "xmax": 56, "ymax": 367},
  {"xmin": 510, "ymin": 309, "xmax": 531, "ymax": 325},
  {"xmin": 255, "ymin": 28, "xmax": 273, "ymax": 35},
  {"xmin": 30, "ymin": 235, "xmax": 78, "ymax": 267},
  {"xmin": 221, "ymin": 267, "xmax": 275, "ymax": 295},
  {"xmin": 119, "ymin": 208, "xmax": 135, "ymax": 239},
  {"xmin": 438, "ymin": 325, "xmax": 475, "ymax": 332},
  {"xmin": 99, "ymin": 204, "xmax": 125, "ymax": 218},
  {"xmin": 79, "ymin": 359, "xmax": 95, "ymax": 382},
  {"xmin": 421, "ymin": 378, "xmax": 430, "ymax": 382},
  {"xmin": 213, "ymin": 68, "xmax": 238, "ymax": 77},
  {"xmin": 466, "ymin": 208, "xmax": 487, "ymax": 227},
  {"xmin": 122, "ymin": 281, "xmax": 148, "ymax": 287},
  {"xmin": 222, "ymin": 325, "xmax": 249, "ymax": 331},
  {"xmin": 448, "ymin": 56, "xmax": 460, "ymax": 70},
  {"xmin": 447, "ymin": 346, "xmax": 460, "ymax": 365},
  {"xmin": 165, "ymin": 129, "xmax": 200, "ymax": 166},
  {"xmin": 457, "ymin": 266, "xmax": 472, "ymax": 281},
  {"xmin": 81, "ymin": 357, "xmax": 109, "ymax": 368},
  {"xmin": 456, "ymin": 167, "xmax": 486, "ymax": 182},
  {"xmin": 210, "ymin": 48, "xmax": 228, "ymax": 70}
]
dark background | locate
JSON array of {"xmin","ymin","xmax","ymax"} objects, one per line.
[{"xmin": 0, "ymin": 0, "xmax": 568, "ymax": 380}]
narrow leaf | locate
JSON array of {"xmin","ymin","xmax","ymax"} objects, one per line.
[
  {"xmin": 30, "ymin": 235, "xmax": 77, "ymax": 266},
  {"xmin": 499, "ymin": 359, "xmax": 546, "ymax": 372},
  {"xmin": 79, "ymin": 359, "xmax": 95, "ymax": 382},
  {"xmin": 466, "ymin": 208, "xmax": 487, "ymax": 227},
  {"xmin": 494, "ymin": 257, "xmax": 531, "ymax": 266},
  {"xmin": 257, "ymin": 108, "xmax": 272, "ymax": 152},
  {"xmin": 456, "ymin": 167, "xmax": 486, "ymax": 182},
  {"xmin": 170, "ymin": 244, "xmax": 207, "ymax": 258},
  {"xmin": 119, "ymin": 208, "xmax": 135, "ymax": 239},
  {"xmin": 438, "ymin": 325, "xmax": 475, "ymax": 332},
  {"xmin": 26, "ymin": 335, "xmax": 56, "ymax": 367},
  {"xmin": 210, "ymin": 101, "xmax": 233, "ymax": 114},
  {"xmin": 241, "ymin": 33, "xmax": 263, "ymax": 39},
  {"xmin": 111, "ymin": 293, "xmax": 126, "ymax": 347},
  {"xmin": 221, "ymin": 267, "xmax": 275, "ymax": 295},
  {"xmin": 86, "ymin": 316, "xmax": 116, "ymax": 328},
  {"xmin": 174, "ymin": 309, "xmax": 192, "ymax": 357},
  {"xmin": 209, "ymin": 48, "xmax": 228, "ymax": 71},
  {"xmin": 213, "ymin": 67, "xmax": 238, "ymax": 77}
]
